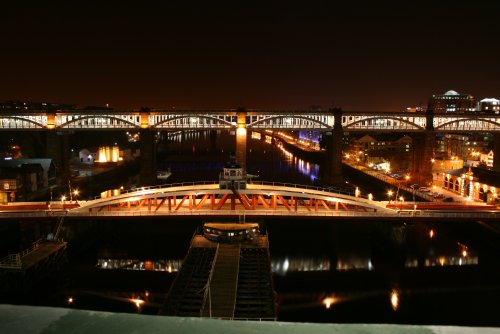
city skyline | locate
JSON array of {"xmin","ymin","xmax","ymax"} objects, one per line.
[{"xmin": 2, "ymin": 2, "xmax": 500, "ymax": 111}]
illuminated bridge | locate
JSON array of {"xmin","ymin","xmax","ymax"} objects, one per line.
[
  {"xmin": 1, "ymin": 109, "xmax": 500, "ymax": 132},
  {"xmin": 2, "ymin": 108, "xmax": 499, "ymax": 187},
  {"xmin": 0, "ymin": 182, "xmax": 498, "ymax": 220}
]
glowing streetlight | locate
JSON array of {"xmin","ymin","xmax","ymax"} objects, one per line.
[
  {"xmin": 387, "ymin": 190, "xmax": 393, "ymax": 202},
  {"xmin": 355, "ymin": 187, "xmax": 360, "ymax": 197},
  {"xmin": 73, "ymin": 190, "xmax": 79, "ymax": 203},
  {"xmin": 429, "ymin": 229, "xmax": 434, "ymax": 238},
  {"xmin": 67, "ymin": 297, "xmax": 74, "ymax": 304},
  {"xmin": 399, "ymin": 196, "xmax": 404, "ymax": 202},
  {"xmin": 368, "ymin": 193, "xmax": 373, "ymax": 201}
]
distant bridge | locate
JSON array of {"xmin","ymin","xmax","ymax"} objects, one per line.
[{"xmin": 1, "ymin": 110, "xmax": 499, "ymax": 132}]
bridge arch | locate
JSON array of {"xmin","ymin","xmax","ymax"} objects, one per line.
[
  {"xmin": 343, "ymin": 116, "xmax": 425, "ymax": 131},
  {"xmin": 247, "ymin": 115, "xmax": 332, "ymax": 130},
  {"xmin": 153, "ymin": 115, "xmax": 235, "ymax": 129},
  {"xmin": 435, "ymin": 118, "xmax": 500, "ymax": 132},
  {"xmin": 73, "ymin": 182, "xmax": 393, "ymax": 216},
  {"xmin": 57, "ymin": 115, "xmax": 140, "ymax": 129},
  {"xmin": 0, "ymin": 116, "xmax": 46, "ymax": 129}
]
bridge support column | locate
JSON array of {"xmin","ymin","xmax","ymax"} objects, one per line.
[
  {"xmin": 235, "ymin": 109, "xmax": 247, "ymax": 171},
  {"xmin": 324, "ymin": 108, "xmax": 343, "ymax": 184},
  {"xmin": 411, "ymin": 109, "xmax": 435, "ymax": 186},
  {"xmin": 139, "ymin": 128, "xmax": 157, "ymax": 186},
  {"xmin": 45, "ymin": 131, "xmax": 70, "ymax": 185},
  {"xmin": 493, "ymin": 133, "xmax": 500, "ymax": 172}
]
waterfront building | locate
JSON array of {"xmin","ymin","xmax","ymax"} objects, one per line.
[
  {"xmin": 0, "ymin": 158, "xmax": 55, "ymax": 202},
  {"xmin": 444, "ymin": 133, "xmax": 493, "ymax": 161},
  {"xmin": 428, "ymin": 90, "xmax": 475, "ymax": 114},
  {"xmin": 348, "ymin": 134, "xmax": 412, "ymax": 170},
  {"xmin": 477, "ymin": 98, "xmax": 500, "ymax": 114},
  {"xmin": 441, "ymin": 167, "xmax": 499, "ymax": 203}
]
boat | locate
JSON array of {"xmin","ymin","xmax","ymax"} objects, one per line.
[
  {"xmin": 156, "ymin": 170, "xmax": 172, "ymax": 180},
  {"xmin": 202, "ymin": 222, "xmax": 260, "ymax": 243}
]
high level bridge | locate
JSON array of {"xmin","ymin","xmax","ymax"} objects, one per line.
[
  {"xmin": 2, "ymin": 108, "xmax": 500, "ymax": 185},
  {"xmin": 0, "ymin": 182, "xmax": 498, "ymax": 221}
]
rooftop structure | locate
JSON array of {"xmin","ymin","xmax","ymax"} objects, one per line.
[{"xmin": 428, "ymin": 90, "xmax": 475, "ymax": 114}]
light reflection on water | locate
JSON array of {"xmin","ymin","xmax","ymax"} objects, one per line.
[
  {"xmin": 96, "ymin": 259, "xmax": 182, "ymax": 272},
  {"xmin": 258, "ymin": 134, "xmax": 320, "ymax": 182}
]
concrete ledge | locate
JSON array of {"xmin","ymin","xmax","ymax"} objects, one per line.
[{"xmin": 1, "ymin": 305, "xmax": 499, "ymax": 334}]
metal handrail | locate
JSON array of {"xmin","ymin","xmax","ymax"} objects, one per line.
[
  {"xmin": 0, "ymin": 239, "xmax": 42, "ymax": 269},
  {"xmin": 94, "ymin": 180, "xmax": 358, "ymax": 200},
  {"xmin": 201, "ymin": 243, "xmax": 219, "ymax": 318}
]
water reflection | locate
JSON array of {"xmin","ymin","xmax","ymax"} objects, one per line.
[
  {"xmin": 271, "ymin": 257, "xmax": 331, "ymax": 275},
  {"xmin": 251, "ymin": 133, "xmax": 320, "ymax": 182},
  {"xmin": 97, "ymin": 259, "xmax": 182, "ymax": 272}
]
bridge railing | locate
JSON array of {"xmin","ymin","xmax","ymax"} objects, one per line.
[
  {"xmin": 94, "ymin": 180, "xmax": 358, "ymax": 200},
  {"xmin": 0, "ymin": 239, "xmax": 42, "ymax": 269}
]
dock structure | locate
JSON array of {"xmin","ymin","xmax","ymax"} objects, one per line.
[
  {"xmin": 0, "ymin": 240, "xmax": 67, "ymax": 296},
  {"xmin": 162, "ymin": 224, "xmax": 276, "ymax": 320}
]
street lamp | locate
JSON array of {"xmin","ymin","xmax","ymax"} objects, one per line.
[
  {"xmin": 73, "ymin": 190, "xmax": 79, "ymax": 203},
  {"xmin": 61, "ymin": 195, "xmax": 66, "ymax": 208},
  {"xmin": 387, "ymin": 190, "xmax": 393, "ymax": 203}
]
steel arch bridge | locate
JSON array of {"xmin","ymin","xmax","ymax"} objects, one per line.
[
  {"xmin": 72, "ymin": 182, "xmax": 393, "ymax": 216},
  {"xmin": 0, "ymin": 110, "xmax": 499, "ymax": 132}
]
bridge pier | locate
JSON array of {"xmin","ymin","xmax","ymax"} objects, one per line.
[
  {"xmin": 411, "ymin": 110, "xmax": 435, "ymax": 186},
  {"xmin": 324, "ymin": 108, "xmax": 343, "ymax": 184},
  {"xmin": 235, "ymin": 109, "xmax": 247, "ymax": 172},
  {"xmin": 494, "ymin": 133, "xmax": 500, "ymax": 172},
  {"xmin": 45, "ymin": 131, "xmax": 70, "ymax": 185},
  {"xmin": 139, "ymin": 128, "xmax": 157, "ymax": 186}
]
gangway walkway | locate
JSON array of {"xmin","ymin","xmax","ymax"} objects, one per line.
[
  {"xmin": 201, "ymin": 244, "xmax": 240, "ymax": 318},
  {"xmin": 163, "ymin": 226, "xmax": 276, "ymax": 320}
]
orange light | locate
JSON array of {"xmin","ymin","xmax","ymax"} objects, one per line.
[
  {"xmin": 390, "ymin": 290, "xmax": 399, "ymax": 311},
  {"xmin": 322, "ymin": 296, "xmax": 336, "ymax": 309},
  {"xmin": 131, "ymin": 298, "xmax": 145, "ymax": 308},
  {"xmin": 429, "ymin": 229, "xmax": 434, "ymax": 238}
]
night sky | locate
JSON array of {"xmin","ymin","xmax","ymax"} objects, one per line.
[{"xmin": 2, "ymin": 1, "xmax": 500, "ymax": 111}]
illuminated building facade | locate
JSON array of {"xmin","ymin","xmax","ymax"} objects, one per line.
[
  {"xmin": 444, "ymin": 133, "xmax": 493, "ymax": 161},
  {"xmin": 348, "ymin": 134, "xmax": 412, "ymax": 169},
  {"xmin": 428, "ymin": 90, "xmax": 475, "ymax": 114},
  {"xmin": 442, "ymin": 167, "xmax": 499, "ymax": 203},
  {"xmin": 477, "ymin": 98, "xmax": 500, "ymax": 114}
]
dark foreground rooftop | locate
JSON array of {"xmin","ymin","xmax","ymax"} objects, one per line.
[{"xmin": 1, "ymin": 305, "xmax": 499, "ymax": 334}]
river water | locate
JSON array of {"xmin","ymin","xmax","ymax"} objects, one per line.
[{"xmin": 7, "ymin": 131, "xmax": 500, "ymax": 326}]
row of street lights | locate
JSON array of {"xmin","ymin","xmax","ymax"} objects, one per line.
[{"xmin": 60, "ymin": 190, "xmax": 80, "ymax": 205}]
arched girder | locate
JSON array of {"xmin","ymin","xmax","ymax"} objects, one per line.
[
  {"xmin": 248, "ymin": 115, "xmax": 332, "ymax": 130},
  {"xmin": 0, "ymin": 116, "xmax": 46, "ymax": 129},
  {"xmin": 74, "ymin": 183, "xmax": 392, "ymax": 214},
  {"xmin": 343, "ymin": 116, "xmax": 425, "ymax": 131},
  {"xmin": 153, "ymin": 114, "xmax": 235, "ymax": 129},
  {"xmin": 435, "ymin": 118, "xmax": 500, "ymax": 132},
  {"xmin": 57, "ymin": 114, "xmax": 140, "ymax": 129}
]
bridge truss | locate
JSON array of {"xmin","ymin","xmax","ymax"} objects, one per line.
[{"xmin": 73, "ymin": 183, "xmax": 391, "ymax": 216}]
